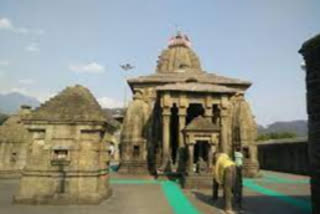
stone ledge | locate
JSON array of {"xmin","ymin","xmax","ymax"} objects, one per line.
[
  {"xmin": 182, "ymin": 174, "xmax": 213, "ymax": 189},
  {"xmin": 118, "ymin": 161, "xmax": 150, "ymax": 174},
  {"xmin": 13, "ymin": 188, "xmax": 112, "ymax": 205},
  {"xmin": 21, "ymin": 169, "xmax": 109, "ymax": 178}
]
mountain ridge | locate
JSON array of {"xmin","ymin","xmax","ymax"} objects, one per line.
[
  {"xmin": 258, "ymin": 120, "xmax": 308, "ymax": 137},
  {"xmin": 0, "ymin": 92, "xmax": 40, "ymax": 114}
]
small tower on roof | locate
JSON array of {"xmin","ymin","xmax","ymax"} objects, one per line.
[{"xmin": 156, "ymin": 32, "xmax": 202, "ymax": 74}]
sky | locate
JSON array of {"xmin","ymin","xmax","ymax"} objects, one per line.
[{"xmin": 0, "ymin": 0, "xmax": 319, "ymax": 126}]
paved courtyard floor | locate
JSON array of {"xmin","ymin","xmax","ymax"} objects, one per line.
[{"xmin": 0, "ymin": 170, "xmax": 311, "ymax": 214}]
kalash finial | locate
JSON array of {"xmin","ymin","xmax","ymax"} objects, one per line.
[{"xmin": 168, "ymin": 30, "xmax": 192, "ymax": 48}]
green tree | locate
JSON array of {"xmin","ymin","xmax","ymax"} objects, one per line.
[{"xmin": 256, "ymin": 132, "xmax": 297, "ymax": 141}]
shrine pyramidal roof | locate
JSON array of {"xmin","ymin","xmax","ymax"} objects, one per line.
[
  {"xmin": 128, "ymin": 32, "xmax": 251, "ymax": 90},
  {"xmin": 184, "ymin": 116, "xmax": 220, "ymax": 132},
  {"xmin": 24, "ymin": 85, "xmax": 106, "ymax": 123}
]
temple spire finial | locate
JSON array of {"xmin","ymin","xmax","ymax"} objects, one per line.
[{"xmin": 168, "ymin": 29, "xmax": 191, "ymax": 48}]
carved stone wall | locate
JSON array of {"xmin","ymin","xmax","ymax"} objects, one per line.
[{"xmin": 14, "ymin": 123, "xmax": 110, "ymax": 204}]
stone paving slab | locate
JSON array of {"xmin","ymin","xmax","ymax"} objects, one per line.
[
  {"xmin": 185, "ymin": 185, "xmax": 310, "ymax": 214},
  {"xmin": 184, "ymin": 170, "xmax": 311, "ymax": 214},
  {"xmin": 0, "ymin": 171, "xmax": 312, "ymax": 214},
  {"xmin": 0, "ymin": 179, "xmax": 173, "ymax": 214}
]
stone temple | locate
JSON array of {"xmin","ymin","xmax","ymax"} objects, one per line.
[
  {"xmin": 13, "ymin": 85, "xmax": 115, "ymax": 204},
  {"xmin": 120, "ymin": 32, "xmax": 259, "ymax": 184}
]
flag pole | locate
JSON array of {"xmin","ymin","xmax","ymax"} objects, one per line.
[{"xmin": 120, "ymin": 64, "xmax": 135, "ymax": 108}]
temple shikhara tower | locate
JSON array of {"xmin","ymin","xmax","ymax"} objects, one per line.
[
  {"xmin": 120, "ymin": 32, "xmax": 259, "ymax": 184},
  {"xmin": 14, "ymin": 85, "xmax": 114, "ymax": 204}
]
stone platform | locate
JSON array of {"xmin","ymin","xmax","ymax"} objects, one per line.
[
  {"xmin": 182, "ymin": 173, "xmax": 213, "ymax": 189},
  {"xmin": 118, "ymin": 160, "xmax": 150, "ymax": 174}
]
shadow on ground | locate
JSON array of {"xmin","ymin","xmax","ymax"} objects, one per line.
[{"xmin": 191, "ymin": 190, "xmax": 311, "ymax": 214}]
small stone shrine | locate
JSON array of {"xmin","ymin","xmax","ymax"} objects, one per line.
[{"xmin": 13, "ymin": 85, "xmax": 114, "ymax": 204}]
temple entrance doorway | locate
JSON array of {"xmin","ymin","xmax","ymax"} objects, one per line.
[
  {"xmin": 194, "ymin": 141, "xmax": 210, "ymax": 164},
  {"xmin": 186, "ymin": 103, "xmax": 204, "ymax": 124}
]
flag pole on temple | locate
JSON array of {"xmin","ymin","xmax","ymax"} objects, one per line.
[{"xmin": 120, "ymin": 63, "xmax": 135, "ymax": 108}]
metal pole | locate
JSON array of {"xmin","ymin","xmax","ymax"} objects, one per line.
[
  {"xmin": 120, "ymin": 64, "xmax": 135, "ymax": 108},
  {"xmin": 124, "ymin": 72, "xmax": 127, "ymax": 108}
]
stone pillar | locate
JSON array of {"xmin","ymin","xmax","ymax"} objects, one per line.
[
  {"xmin": 300, "ymin": 34, "xmax": 320, "ymax": 214},
  {"xmin": 177, "ymin": 108, "xmax": 187, "ymax": 172},
  {"xmin": 178, "ymin": 108, "xmax": 187, "ymax": 148},
  {"xmin": 188, "ymin": 144, "xmax": 194, "ymax": 173},
  {"xmin": 162, "ymin": 107, "xmax": 171, "ymax": 164},
  {"xmin": 220, "ymin": 109, "xmax": 229, "ymax": 154},
  {"xmin": 178, "ymin": 95, "xmax": 188, "ymax": 148},
  {"xmin": 204, "ymin": 107, "xmax": 213, "ymax": 122},
  {"xmin": 204, "ymin": 95, "xmax": 213, "ymax": 122},
  {"xmin": 208, "ymin": 144, "xmax": 216, "ymax": 169}
]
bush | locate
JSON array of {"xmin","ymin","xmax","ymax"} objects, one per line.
[{"xmin": 256, "ymin": 132, "xmax": 297, "ymax": 141}]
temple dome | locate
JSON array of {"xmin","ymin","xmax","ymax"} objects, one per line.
[{"xmin": 156, "ymin": 32, "xmax": 202, "ymax": 74}]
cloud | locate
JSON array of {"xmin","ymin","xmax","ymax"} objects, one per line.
[
  {"xmin": 98, "ymin": 97, "xmax": 123, "ymax": 108},
  {"xmin": 8, "ymin": 87, "xmax": 28, "ymax": 94},
  {"xmin": 37, "ymin": 93, "xmax": 56, "ymax": 103},
  {"xmin": 0, "ymin": 60, "xmax": 9, "ymax": 66},
  {"xmin": 18, "ymin": 79, "xmax": 35, "ymax": 85},
  {"xmin": 69, "ymin": 62, "xmax": 105, "ymax": 73},
  {"xmin": 0, "ymin": 18, "xmax": 13, "ymax": 29},
  {"xmin": 0, "ymin": 70, "xmax": 5, "ymax": 77},
  {"xmin": 25, "ymin": 43, "xmax": 40, "ymax": 52},
  {"xmin": 0, "ymin": 17, "xmax": 44, "ymax": 35}
]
